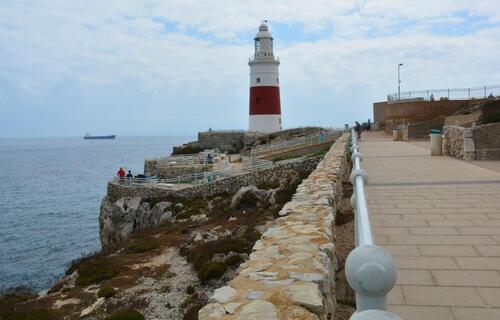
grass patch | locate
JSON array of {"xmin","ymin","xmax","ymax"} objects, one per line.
[
  {"xmin": 172, "ymin": 145, "xmax": 203, "ymax": 155},
  {"xmin": 224, "ymin": 254, "xmax": 243, "ymax": 267},
  {"xmin": 308, "ymin": 147, "xmax": 329, "ymax": 158},
  {"xmin": 74, "ymin": 255, "xmax": 120, "ymax": 287},
  {"xmin": 98, "ymin": 287, "xmax": 117, "ymax": 299},
  {"xmin": 182, "ymin": 227, "xmax": 261, "ymax": 282},
  {"xmin": 107, "ymin": 309, "xmax": 144, "ymax": 320},
  {"xmin": 183, "ymin": 305, "xmax": 202, "ymax": 320},
  {"xmin": 125, "ymin": 239, "xmax": 159, "ymax": 254},
  {"xmin": 186, "ymin": 285, "xmax": 195, "ymax": 295},
  {"xmin": 256, "ymin": 181, "xmax": 281, "ymax": 190},
  {"xmin": 198, "ymin": 261, "xmax": 227, "ymax": 283}
]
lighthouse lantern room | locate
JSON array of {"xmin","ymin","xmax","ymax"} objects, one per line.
[{"xmin": 248, "ymin": 21, "xmax": 282, "ymax": 133}]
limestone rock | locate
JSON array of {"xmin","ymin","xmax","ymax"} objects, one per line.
[
  {"xmin": 230, "ymin": 186, "xmax": 269, "ymax": 209},
  {"xmin": 235, "ymin": 300, "xmax": 278, "ymax": 320},
  {"xmin": 283, "ymin": 282, "xmax": 324, "ymax": 314},
  {"xmin": 159, "ymin": 211, "xmax": 174, "ymax": 224},
  {"xmin": 198, "ymin": 303, "xmax": 226, "ymax": 319},
  {"xmin": 210, "ymin": 286, "xmax": 237, "ymax": 303}
]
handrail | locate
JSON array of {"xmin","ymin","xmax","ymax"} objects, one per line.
[
  {"xmin": 388, "ymin": 84, "xmax": 500, "ymax": 102},
  {"xmin": 250, "ymin": 130, "xmax": 341, "ymax": 156},
  {"xmin": 346, "ymin": 129, "xmax": 401, "ymax": 320}
]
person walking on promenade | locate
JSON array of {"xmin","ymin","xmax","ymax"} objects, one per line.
[
  {"xmin": 355, "ymin": 121, "xmax": 362, "ymax": 140},
  {"xmin": 367, "ymin": 119, "xmax": 371, "ymax": 131}
]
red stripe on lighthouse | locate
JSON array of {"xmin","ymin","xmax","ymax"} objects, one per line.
[{"xmin": 249, "ymin": 86, "xmax": 281, "ymax": 115}]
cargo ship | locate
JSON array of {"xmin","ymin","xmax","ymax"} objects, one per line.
[{"xmin": 84, "ymin": 133, "xmax": 116, "ymax": 140}]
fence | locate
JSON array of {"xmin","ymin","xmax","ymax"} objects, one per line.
[
  {"xmin": 345, "ymin": 130, "xmax": 401, "ymax": 319},
  {"xmin": 111, "ymin": 157, "xmax": 274, "ymax": 187},
  {"xmin": 249, "ymin": 130, "xmax": 341, "ymax": 157},
  {"xmin": 388, "ymin": 84, "xmax": 500, "ymax": 102}
]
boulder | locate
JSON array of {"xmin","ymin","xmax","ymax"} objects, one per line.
[{"xmin": 230, "ymin": 186, "xmax": 270, "ymax": 209}]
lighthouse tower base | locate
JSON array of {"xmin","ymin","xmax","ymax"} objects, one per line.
[{"xmin": 249, "ymin": 115, "xmax": 282, "ymax": 133}]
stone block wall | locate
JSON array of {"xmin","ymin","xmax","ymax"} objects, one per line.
[
  {"xmin": 444, "ymin": 122, "xmax": 500, "ymax": 160},
  {"xmin": 198, "ymin": 133, "xmax": 350, "ymax": 320},
  {"xmin": 443, "ymin": 126, "xmax": 466, "ymax": 158},
  {"xmin": 473, "ymin": 122, "xmax": 500, "ymax": 160},
  {"xmin": 144, "ymin": 159, "xmax": 209, "ymax": 178},
  {"xmin": 198, "ymin": 131, "xmax": 246, "ymax": 152}
]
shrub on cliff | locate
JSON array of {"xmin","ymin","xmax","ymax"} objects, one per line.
[
  {"xmin": 106, "ymin": 309, "xmax": 144, "ymax": 320},
  {"xmin": 125, "ymin": 239, "xmax": 159, "ymax": 254},
  {"xmin": 74, "ymin": 256, "xmax": 119, "ymax": 287},
  {"xmin": 98, "ymin": 287, "xmax": 117, "ymax": 299},
  {"xmin": 198, "ymin": 261, "xmax": 227, "ymax": 283}
]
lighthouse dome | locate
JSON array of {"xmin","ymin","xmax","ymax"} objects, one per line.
[{"xmin": 255, "ymin": 21, "xmax": 273, "ymax": 39}]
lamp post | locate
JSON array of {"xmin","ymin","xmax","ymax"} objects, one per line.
[
  {"xmin": 397, "ymin": 63, "xmax": 404, "ymax": 100},
  {"xmin": 398, "ymin": 63, "xmax": 403, "ymax": 100}
]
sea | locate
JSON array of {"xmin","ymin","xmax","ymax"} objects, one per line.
[{"xmin": 0, "ymin": 135, "xmax": 193, "ymax": 292}]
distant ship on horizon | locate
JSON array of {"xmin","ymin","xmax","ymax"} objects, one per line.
[{"xmin": 83, "ymin": 133, "xmax": 116, "ymax": 140}]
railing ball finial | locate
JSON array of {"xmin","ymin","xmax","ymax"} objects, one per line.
[
  {"xmin": 346, "ymin": 245, "xmax": 397, "ymax": 298},
  {"xmin": 351, "ymin": 151, "xmax": 363, "ymax": 162}
]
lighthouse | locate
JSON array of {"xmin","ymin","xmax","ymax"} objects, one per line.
[{"xmin": 248, "ymin": 21, "xmax": 282, "ymax": 133}]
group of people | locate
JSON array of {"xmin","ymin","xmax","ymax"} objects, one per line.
[
  {"xmin": 353, "ymin": 119, "xmax": 371, "ymax": 140},
  {"xmin": 116, "ymin": 167, "xmax": 133, "ymax": 178}
]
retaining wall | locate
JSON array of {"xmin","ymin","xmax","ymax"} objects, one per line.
[
  {"xmin": 198, "ymin": 133, "xmax": 351, "ymax": 320},
  {"xmin": 443, "ymin": 123, "xmax": 500, "ymax": 160},
  {"xmin": 144, "ymin": 159, "xmax": 209, "ymax": 178},
  {"xmin": 107, "ymin": 157, "xmax": 322, "ymax": 203}
]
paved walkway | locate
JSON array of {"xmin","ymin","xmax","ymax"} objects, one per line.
[{"xmin": 360, "ymin": 131, "xmax": 500, "ymax": 320}]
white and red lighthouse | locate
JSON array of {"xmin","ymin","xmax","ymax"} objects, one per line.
[{"xmin": 248, "ymin": 22, "xmax": 282, "ymax": 133}]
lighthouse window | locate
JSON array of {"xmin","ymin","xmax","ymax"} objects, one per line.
[
  {"xmin": 256, "ymin": 78, "xmax": 261, "ymax": 83},
  {"xmin": 276, "ymin": 78, "xmax": 279, "ymax": 83}
]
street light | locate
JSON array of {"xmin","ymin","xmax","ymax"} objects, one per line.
[{"xmin": 398, "ymin": 63, "xmax": 403, "ymax": 100}]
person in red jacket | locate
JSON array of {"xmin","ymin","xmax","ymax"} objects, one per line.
[{"xmin": 117, "ymin": 167, "xmax": 126, "ymax": 184}]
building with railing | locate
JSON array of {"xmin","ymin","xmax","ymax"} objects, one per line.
[{"xmin": 388, "ymin": 84, "xmax": 500, "ymax": 102}]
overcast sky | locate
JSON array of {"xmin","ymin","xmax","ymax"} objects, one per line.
[{"xmin": 1, "ymin": 0, "xmax": 499, "ymax": 137}]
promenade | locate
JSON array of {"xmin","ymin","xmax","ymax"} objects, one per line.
[{"xmin": 361, "ymin": 131, "xmax": 500, "ymax": 320}]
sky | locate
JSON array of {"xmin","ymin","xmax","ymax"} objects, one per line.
[{"xmin": 0, "ymin": 0, "xmax": 499, "ymax": 138}]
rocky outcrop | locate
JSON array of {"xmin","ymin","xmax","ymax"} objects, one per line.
[
  {"xmin": 198, "ymin": 132, "xmax": 350, "ymax": 320},
  {"xmin": 99, "ymin": 197, "xmax": 174, "ymax": 248},
  {"xmin": 230, "ymin": 186, "xmax": 273, "ymax": 209}
]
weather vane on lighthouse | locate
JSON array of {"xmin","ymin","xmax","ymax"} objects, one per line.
[{"xmin": 248, "ymin": 20, "xmax": 282, "ymax": 133}]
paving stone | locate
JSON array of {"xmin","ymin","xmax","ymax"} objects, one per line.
[
  {"xmin": 475, "ymin": 245, "xmax": 500, "ymax": 257},
  {"xmin": 417, "ymin": 245, "xmax": 478, "ymax": 256},
  {"xmin": 402, "ymin": 286, "xmax": 485, "ymax": 306},
  {"xmin": 388, "ymin": 305, "xmax": 455, "ymax": 320},
  {"xmin": 394, "ymin": 256, "xmax": 458, "ymax": 269},
  {"xmin": 432, "ymin": 270, "xmax": 500, "ymax": 287},
  {"xmin": 396, "ymin": 269, "xmax": 435, "ymax": 286},
  {"xmin": 452, "ymin": 307, "xmax": 500, "ymax": 320},
  {"xmin": 455, "ymin": 257, "xmax": 500, "ymax": 270},
  {"xmin": 477, "ymin": 287, "xmax": 500, "ymax": 307}
]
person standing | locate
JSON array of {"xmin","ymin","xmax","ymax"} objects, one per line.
[
  {"xmin": 355, "ymin": 121, "xmax": 362, "ymax": 140},
  {"xmin": 117, "ymin": 167, "xmax": 126, "ymax": 184},
  {"xmin": 367, "ymin": 119, "xmax": 371, "ymax": 131}
]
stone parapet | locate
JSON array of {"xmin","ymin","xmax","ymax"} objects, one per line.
[{"xmin": 198, "ymin": 133, "xmax": 351, "ymax": 320}]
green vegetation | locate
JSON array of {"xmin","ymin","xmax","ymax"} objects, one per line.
[
  {"xmin": 481, "ymin": 112, "xmax": 500, "ymax": 124},
  {"xmin": 272, "ymin": 153, "xmax": 300, "ymax": 162},
  {"xmin": 186, "ymin": 285, "xmax": 195, "ymax": 295},
  {"xmin": 183, "ymin": 305, "xmax": 203, "ymax": 320},
  {"xmin": 0, "ymin": 287, "xmax": 52, "ymax": 320},
  {"xmin": 256, "ymin": 181, "xmax": 280, "ymax": 190},
  {"xmin": 97, "ymin": 287, "xmax": 117, "ymax": 298},
  {"xmin": 74, "ymin": 255, "xmax": 119, "ymax": 287},
  {"xmin": 106, "ymin": 309, "xmax": 144, "ymax": 320},
  {"xmin": 308, "ymin": 147, "xmax": 329, "ymax": 158},
  {"xmin": 125, "ymin": 239, "xmax": 159, "ymax": 254},
  {"xmin": 198, "ymin": 261, "xmax": 228, "ymax": 283},
  {"xmin": 181, "ymin": 227, "xmax": 261, "ymax": 283},
  {"xmin": 224, "ymin": 254, "xmax": 243, "ymax": 267}
]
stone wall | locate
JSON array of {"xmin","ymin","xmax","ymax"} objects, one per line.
[
  {"xmin": 443, "ymin": 126, "xmax": 467, "ymax": 158},
  {"xmin": 144, "ymin": 159, "xmax": 209, "ymax": 178},
  {"xmin": 444, "ymin": 122, "xmax": 500, "ymax": 160},
  {"xmin": 474, "ymin": 122, "xmax": 500, "ymax": 160},
  {"xmin": 198, "ymin": 133, "xmax": 351, "ymax": 320},
  {"xmin": 400, "ymin": 116, "xmax": 446, "ymax": 140}
]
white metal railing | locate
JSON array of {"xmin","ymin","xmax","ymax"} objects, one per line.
[
  {"xmin": 345, "ymin": 129, "xmax": 401, "ymax": 320},
  {"xmin": 250, "ymin": 130, "xmax": 341, "ymax": 157},
  {"xmin": 388, "ymin": 84, "xmax": 500, "ymax": 102}
]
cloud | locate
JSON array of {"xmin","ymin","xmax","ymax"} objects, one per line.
[{"xmin": 0, "ymin": 0, "xmax": 499, "ymax": 136}]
